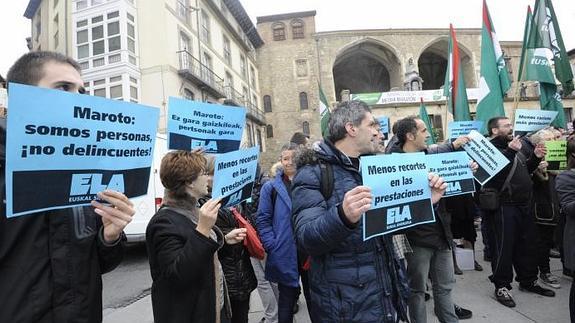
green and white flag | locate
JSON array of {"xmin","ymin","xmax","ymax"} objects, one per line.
[
  {"xmin": 519, "ymin": 1, "xmax": 570, "ymax": 128},
  {"xmin": 443, "ymin": 24, "xmax": 471, "ymax": 122},
  {"xmin": 319, "ymin": 85, "xmax": 330, "ymax": 138},
  {"xmin": 533, "ymin": 0, "xmax": 573, "ymax": 95},
  {"xmin": 476, "ymin": 0, "xmax": 511, "ymax": 134},
  {"xmin": 419, "ymin": 98, "xmax": 436, "ymax": 145}
]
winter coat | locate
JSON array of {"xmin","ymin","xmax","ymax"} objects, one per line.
[
  {"xmin": 388, "ymin": 142, "xmax": 454, "ymax": 250},
  {"xmin": 484, "ymin": 136, "xmax": 541, "ymax": 204},
  {"xmin": 256, "ymin": 170, "xmax": 299, "ymax": 287},
  {"xmin": 146, "ymin": 206, "xmax": 228, "ymax": 323},
  {"xmin": 291, "ymin": 140, "xmax": 409, "ymax": 323},
  {"xmin": 199, "ymin": 197, "xmax": 257, "ymax": 300},
  {"xmin": 0, "ymin": 118, "xmax": 124, "ymax": 323},
  {"xmin": 555, "ymin": 170, "xmax": 575, "ymax": 270}
]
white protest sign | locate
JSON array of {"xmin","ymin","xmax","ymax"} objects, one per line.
[{"xmin": 462, "ymin": 130, "xmax": 510, "ymax": 185}]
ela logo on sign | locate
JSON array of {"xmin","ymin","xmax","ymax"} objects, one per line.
[
  {"xmin": 191, "ymin": 140, "xmax": 218, "ymax": 151},
  {"xmin": 387, "ymin": 205, "xmax": 412, "ymax": 225},
  {"xmin": 70, "ymin": 174, "xmax": 125, "ymax": 196},
  {"xmin": 446, "ymin": 181, "xmax": 461, "ymax": 193},
  {"xmin": 227, "ymin": 190, "xmax": 241, "ymax": 205}
]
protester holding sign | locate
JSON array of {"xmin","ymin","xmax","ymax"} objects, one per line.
[
  {"xmin": 291, "ymin": 101, "xmax": 445, "ymax": 322},
  {"xmin": 200, "ymin": 155, "xmax": 257, "ymax": 323},
  {"xmin": 146, "ymin": 150, "xmax": 232, "ymax": 322},
  {"xmin": 389, "ymin": 116, "xmax": 473, "ymax": 322},
  {"xmin": 482, "ymin": 116, "xmax": 554, "ymax": 308},
  {"xmin": 0, "ymin": 51, "xmax": 135, "ymax": 323},
  {"xmin": 529, "ymin": 129, "xmax": 563, "ymax": 289}
]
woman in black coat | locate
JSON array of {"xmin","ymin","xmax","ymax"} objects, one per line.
[
  {"xmin": 555, "ymin": 138, "xmax": 575, "ymax": 323},
  {"xmin": 200, "ymin": 156, "xmax": 257, "ymax": 323},
  {"xmin": 146, "ymin": 150, "xmax": 245, "ymax": 323}
]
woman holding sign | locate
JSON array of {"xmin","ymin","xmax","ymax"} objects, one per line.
[
  {"xmin": 199, "ymin": 156, "xmax": 257, "ymax": 323},
  {"xmin": 146, "ymin": 150, "xmax": 230, "ymax": 322}
]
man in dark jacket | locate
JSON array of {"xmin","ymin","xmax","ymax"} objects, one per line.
[
  {"xmin": 482, "ymin": 116, "xmax": 554, "ymax": 308},
  {"xmin": 0, "ymin": 51, "xmax": 135, "ymax": 322},
  {"xmin": 291, "ymin": 101, "xmax": 447, "ymax": 322},
  {"xmin": 391, "ymin": 116, "xmax": 472, "ymax": 322}
]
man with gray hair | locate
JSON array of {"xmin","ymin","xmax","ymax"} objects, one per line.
[{"xmin": 291, "ymin": 100, "xmax": 446, "ymax": 322}]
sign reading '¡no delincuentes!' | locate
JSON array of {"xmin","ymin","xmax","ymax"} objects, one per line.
[{"xmin": 6, "ymin": 83, "xmax": 159, "ymax": 217}]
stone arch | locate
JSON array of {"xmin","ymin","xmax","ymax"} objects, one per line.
[
  {"xmin": 332, "ymin": 38, "xmax": 402, "ymax": 100},
  {"xmin": 416, "ymin": 37, "xmax": 475, "ymax": 90}
]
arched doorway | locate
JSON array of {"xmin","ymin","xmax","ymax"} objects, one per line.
[
  {"xmin": 333, "ymin": 40, "xmax": 401, "ymax": 100},
  {"xmin": 418, "ymin": 38, "xmax": 476, "ymax": 90}
]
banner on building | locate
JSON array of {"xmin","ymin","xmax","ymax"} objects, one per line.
[
  {"xmin": 211, "ymin": 146, "xmax": 259, "ymax": 207},
  {"xmin": 361, "ymin": 153, "xmax": 435, "ymax": 240},
  {"xmin": 350, "ymin": 88, "xmax": 479, "ymax": 106},
  {"xmin": 426, "ymin": 152, "xmax": 475, "ymax": 197},
  {"xmin": 5, "ymin": 83, "xmax": 159, "ymax": 217},
  {"xmin": 167, "ymin": 97, "xmax": 246, "ymax": 154},
  {"xmin": 513, "ymin": 109, "xmax": 558, "ymax": 136},
  {"xmin": 462, "ymin": 130, "xmax": 510, "ymax": 185}
]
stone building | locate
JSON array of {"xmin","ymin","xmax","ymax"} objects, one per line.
[{"xmin": 256, "ymin": 10, "xmax": 575, "ymax": 171}]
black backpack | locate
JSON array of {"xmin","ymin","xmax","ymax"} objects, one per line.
[{"xmin": 271, "ymin": 160, "xmax": 334, "ymax": 207}]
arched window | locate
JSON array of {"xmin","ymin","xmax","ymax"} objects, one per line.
[
  {"xmin": 272, "ymin": 22, "xmax": 286, "ymax": 41},
  {"xmin": 291, "ymin": 19, "xmax": 304, "ymax": 39},
  {"xmin": 266, "ymin": 124, "xmax": 274, "ymax": 138},
  {"xmin": 299, "ymin": 92, "xmax": 308, "ymax": 110},
  {"xmin": 263, "ymin": 95, "xmax": 272, "ymax": 112},
  {"xmin": 302, "ymin": 121, "xmax": 310, "ymax": 136}
]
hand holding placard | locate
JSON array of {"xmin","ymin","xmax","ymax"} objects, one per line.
[
  {"xmin": 452, "ymin": 136, "xmax": 471, "ymax": 149},
  {"xmin": 508, "ymin": 136, "xmax": 522, "ymax": 151},
  {"xmin": 196, "ymin": 197, "xmax": 222, "ymax": 238},
  {"xmin": 91, "ymin": 190, "xmax": 136, "ymax": 243},
  {"xmin": 342, "ymin": 186, "xmax": 372, "ymax": 224},
  {"xmin": 428, "ymin": 173, "xmax": 447, "ymax": 204}
]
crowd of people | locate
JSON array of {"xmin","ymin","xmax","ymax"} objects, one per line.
[{"xmin": 2, "ymin": 51, "xmax": 575, "ymax": 323}]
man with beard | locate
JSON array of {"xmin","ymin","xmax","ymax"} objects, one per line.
[{"xmin": 482, "ymin": 116, "xmax": 554, "ymax": 308}]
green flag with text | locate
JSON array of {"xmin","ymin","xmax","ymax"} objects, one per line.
[
  {"xmin": 519, "ymin": 1, "xmax": 568, "ymax": 128},
  {"xmin": 476, "ymin": 0, "xmax": 511, "ymax": 134}
]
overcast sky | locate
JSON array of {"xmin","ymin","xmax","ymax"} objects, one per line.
[{"xmin": 1, "ymin": 0, "xmax": 574, "ymax": 77}]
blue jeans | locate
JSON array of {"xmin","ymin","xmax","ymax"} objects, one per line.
[
  {"xmin": 277, "ymin": 283, "xmax": 299, "ymax": 323},
  {"xmin": 406, "ymin": 246, "xmax": 458, "ymax": 323}
]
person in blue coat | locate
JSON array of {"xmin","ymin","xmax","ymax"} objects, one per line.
[
  {"xmin": 291, "ymin": 100, "xmax": 447, "ymax": 323},
  {"xmin": 256, "ymin": 143, "xmax": 300, "ymax": 323}
]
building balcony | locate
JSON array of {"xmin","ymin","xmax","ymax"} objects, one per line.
[
  {"xmin": 222, "ymin": 85, "xmax": 266, "ymax": 125},
  {"xmin": 177, "ymin": 50, "xmax": 226, "ymax": 99},
  {"xmin": 223, "ymin": 85, "xmax": 245, "ymax": 106},
  {"xmin": 245, "ymin": 101, "xmax": 266, "ymax": 125}
]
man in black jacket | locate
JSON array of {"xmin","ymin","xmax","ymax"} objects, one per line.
[
  {"xmin": 391, "ymin": 116, "xmax": 473, "ymax": 322},
  {"xmin": 483, "ymin": 117, "xmax": 554, "ymax": 308},
  {"xmin": 0, "ymin": 51, "xmax": 135, "ymax": 322}
]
